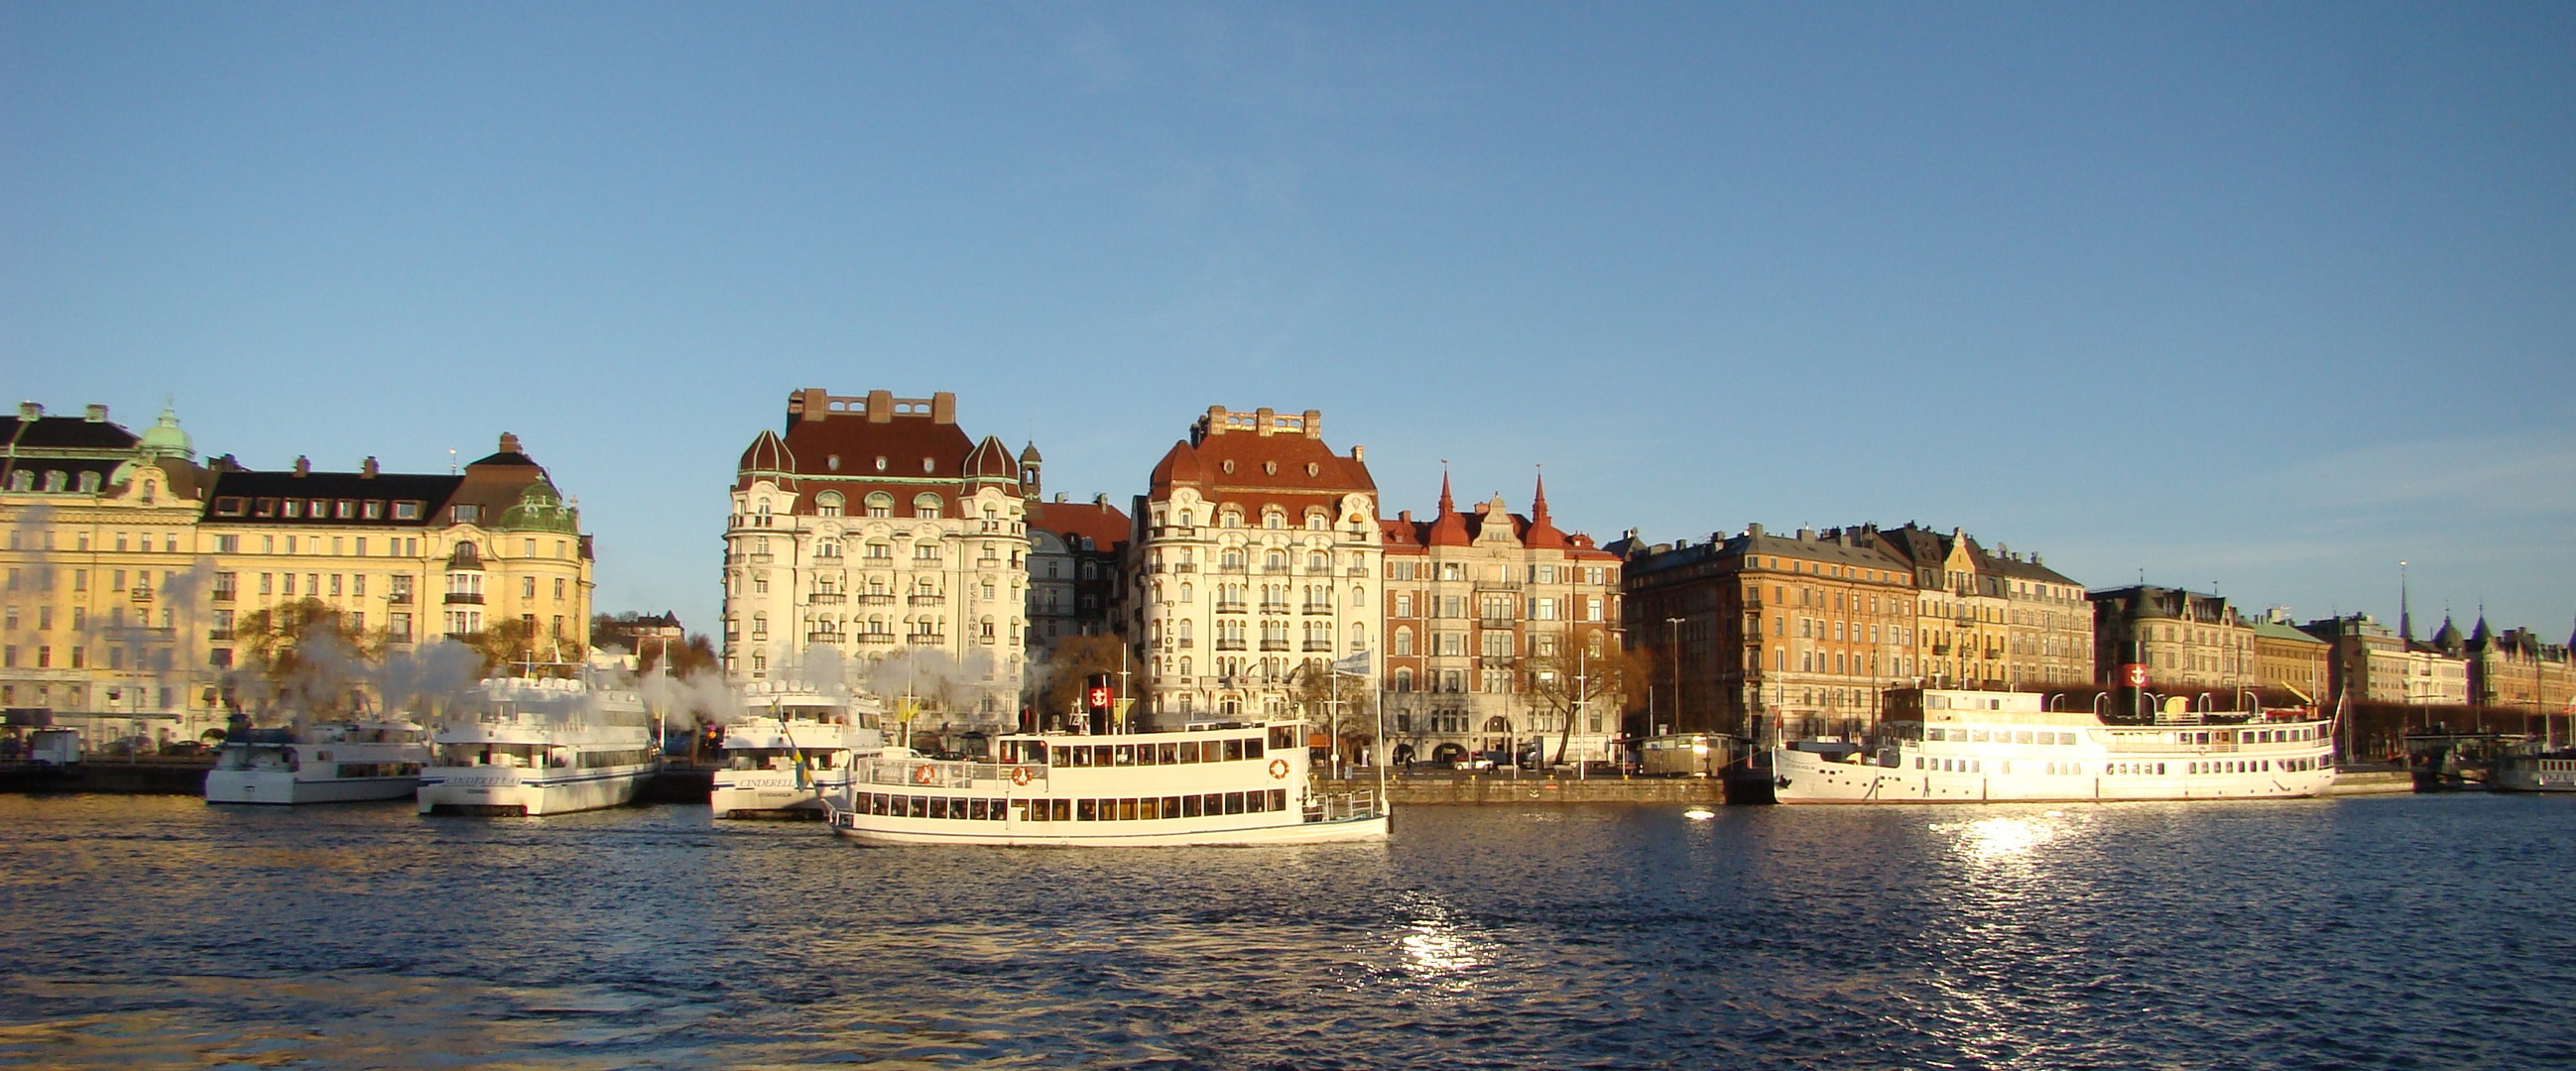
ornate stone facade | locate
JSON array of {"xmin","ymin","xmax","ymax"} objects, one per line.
[
  {"xmin": 1129, "ymin": 407, "xmax": 1380, "ymax": 725},
  {"xmin": 1379, "ymin": 476, "xmax": 1623, "ymax": 767},
  {"xmin": 723, "ymin": 389, "xmax": 1030, "ymax": 729}
]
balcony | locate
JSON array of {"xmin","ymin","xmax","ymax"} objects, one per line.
[
  {"xmin": 1173, "ymin": 562, "xmax": 1197, "ymax": 573},
  {"xmin": 1303, "ymin": 641, "xmax": 1333, "ymax": 653},
  {"xmin": 807, "ymin": 632, "xmax": 842, "ymax": 644},
  {"xmin": 1215, "ymin": 601, "xmax": 1248, "ymax": 614},
  {"xmin": 1215, "ymin": 562, "xmax": 1248, "ymax": 574},
  {"xmin": 1259, "ymin": 602, "xmax": 1290, "ymax": 615},
  {"xmin": 210, "ymin": 589, "xmax": 237, "ymax": 604},
  {"xmin": 1261, "ymin": 640, "xmax": 1289, "ymax": 652},
  {"xmin": 909, "ymin": 595, "xmax": 945, "ymax": 606},
  {"xmin": 1480, "ymin": 617, "xmax": 1519, "ymax": 630},
  {"xmin": 857, "ymin": 633, "xmax": 895, "ymax": 646},
  {"xmin": 1216, "ymin": 640, "xmax": 1248, "ymax": 652},
  {"xmin": 858, "ymin": 593, "xmax": 895, "ymax": 605},
  {"xmin": 444, "ymin": 592, "xmax": 485, "ymax": 605},
  {"xmin": 1302, "ymin": 604, "xmax": 1333, "ymax": 616},
  {"xmin": 746, "ymin": 553, "xmax": 775, "ymax": 564},
  {"xmin": 807, "ymin": 593, "xmax": 846, "ymax": 606},
  {"xmin": 385, "ymin": 592, "xmax": 412, "ymax": 605},
  {"xmin": 1176, "ymin": 638, "xmax": 1193, "ymax": 650},
  {"xmin": 1347, "ymin": 566, "xmax": 1366, "ymax": 576},
  {"xmin": 907, "ymin": 633, "xmax": 942, "ymax": 645},
  {"xmin": 208, "ymin": 629, "xmax": 234, "ymax": 642},
  {"xmin": 1473, "ymin": 580, "xmax": 1523, "ymax": 592}
]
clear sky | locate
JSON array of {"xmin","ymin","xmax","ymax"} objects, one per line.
[{"xmin": 6, "ymin": 3, "xmax": 2571, "ymax": 645}]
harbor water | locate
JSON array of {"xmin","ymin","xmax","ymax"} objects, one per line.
[{"xmin": 1, "ymin": 794, "xmax": 2571, "ymax": 1069}]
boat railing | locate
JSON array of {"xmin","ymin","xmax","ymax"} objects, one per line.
[
  {"xmin": 857, "ymin": 758, "xmax": 1045, "ymax": 790},
  {"xmin": 1304, "ymin": 786, "xmax": 1384, "ymax": 824}
]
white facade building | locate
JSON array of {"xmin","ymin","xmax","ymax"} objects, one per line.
[{"xmin": 724, "ymin": 389, "xmax": 1031, "ymax": 730}]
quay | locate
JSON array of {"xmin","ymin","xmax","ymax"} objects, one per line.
[{"xmin": 0, "ymin": 761, "xmax": 2424, "ymax": 804}]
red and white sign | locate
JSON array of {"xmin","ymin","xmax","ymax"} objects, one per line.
[
  {"xmin": 2121, "ymin": 663, "xmax": 2148, "ymax": 688},
  {"xmin": 1086, "ymin": 685, "xmax": 1113, "ymax": 709}
]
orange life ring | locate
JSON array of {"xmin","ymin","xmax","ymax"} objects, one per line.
[
  {"xmin": 1010, "ymin": 766, "xmax": 1034, "ymax": 786},
  {"xmin": 913, "ymin": 764, "xmax": 936, "ymax": 785},
  {"xmin": 1269, "ymin": 758, "xmax": 1289, "ymax": 779}
]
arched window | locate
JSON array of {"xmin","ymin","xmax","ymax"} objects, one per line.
[
  {"xmin": 1221, "ymin": 548, "xmax": 1245, "ymax": 569},
  {"xmin": 1351, "ymin": 586, "xmax": 1365, "ymax": 607},
  {"xmin": 1394, "ymin": 668, "xmax": 1413, "ymax": 691},
  {"xmin": 1485, "ymin": 716, "xmax": 1511, "ymax": 734},
  {"xmin": 1263, "ymin": 509, "xmax": 1286, "ymax": 530},
  {"xmin": 815, "ymin": 491, "xmax": 844, "ymax": 517},
  {"xmin": 1265, "ymin": 550, "xmax": 1287, "ymax": 570},
  {"xmin": 1305, "ymin": 511, "xmax": 1326, "ymax": 531},
  {"xmin": 1178, "ymin": 583, "xmax": 1193, "ymax": 602},
  {"xmin": 912, "ymin": 493, "xmax": 942, "ymax": 519},
  {"xmin": 1307, "ymin": 551, "xmax": 1327, "ymax": 570},
  {"xmin": 1221, "ymin": 509, "xmax": 1243, "ymax": 528},
  {"xmin": 864, "ymin": 492, "xmax": 894, "ymax": 518}
]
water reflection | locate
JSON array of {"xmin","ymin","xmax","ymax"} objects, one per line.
[{"xmin": 2, "ymin": 795, "xmax": 2572, "ymax": 1069}]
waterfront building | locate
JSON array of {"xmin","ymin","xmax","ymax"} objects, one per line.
[
  {"xmin": 0, "ymin": 402, "xmax": 214, "ymax": 745},
  {"xmin": 1026, "ymin": 489, "xmax": 1129, "ymax": 653},
  {"xmin": 1129, "ymin": 407, "xmax": 1381, "ymax": 725},
  {"xmin": 2457, "ymin": 617, "xmax": 2572, "ymax": 722},
  {"xmin": 2250, "ymin": 611, "xmax": 2332, "ymax": 703},
  {"xmin": 2297, "ymin": 613, "xmax": 2468, "ymax": 708},
  {"xmin": 197, "ymin": 433, "xmax": 594, "ymax": 690},
  {"xmin": 723, "ymin": 389, "xmax": 1031, "ymax": 730},
  {"xmin": 1377, "ymin": 475, "xmax": 1623, "ymax": 767},
  {"xmin": 2090, "ymin": 585, "xmax": 2256, "ymax": 691},
  {"xmin": 1618, "ymin": 524, "xmax": 1915, "ymax": 740},
  {"xmin": 1875, "ymin": 526, "xmax": 2091, "ymax": 689}
]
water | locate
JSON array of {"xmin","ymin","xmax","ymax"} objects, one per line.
[{"xmin": 1, "ymin": 793, "xmax": 2571, "ymax": 1069}]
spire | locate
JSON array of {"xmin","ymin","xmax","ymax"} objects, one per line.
[
  {"xmin": 1524, "ymin": 469, "xmax": 1568, "ymax": 550},
  {"xmin": 2399, "ymin": 560, "xmax": 2413, "ymax": 642},
  {"xmin": 1425, "ymin": 466, "xmax": 1471, "ymax": 547}
]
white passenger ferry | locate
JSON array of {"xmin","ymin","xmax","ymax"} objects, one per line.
[
  {"xmin": 416, "ymin": 676, "xmax": 658, "ymax": 816},
  {"xmin": 710, "ymin": 686, "xmax": 888, "ymax": 819},
  {"xmin": 203, "ymin": 721, "xmax": 430, "ymax": 804},
  {"xmin": 1767, "ymin": 688, "xmax": 2336, "ymax": 804},
  {"xmin": 2489, "ymin": 747, "xmax": 2576, "ymax": 793},
  {"xmin": 822, "ymin": 720, "xmax": 1389, "ymax": 846}
]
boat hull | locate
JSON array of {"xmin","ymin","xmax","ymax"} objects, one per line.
[
  {"xmin": 416, "ymin": 765, "xmax": 654, "ymax": 816},
  {"xmin": 829, "ymin": 808, "xmax": 1388, "ymax": 846},
  {"xmin": 710, "ymin": 772, "xmax": 852, "ymax": 819},
  {"xmin": 2490, "ymin": 757, "xmax": 2576, "ymax": 793},
  {"xmin": 205, "ymin": 771, "xmax": 421, "ymax": 804},
  {"xmin": 1773, "ymin": 749, "xmax": 2335, "ymax": 804}
]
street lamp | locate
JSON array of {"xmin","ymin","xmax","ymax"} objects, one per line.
[{"xmin": 1666, "ymin": 616, "xmax": 1684, "ymax": 733}]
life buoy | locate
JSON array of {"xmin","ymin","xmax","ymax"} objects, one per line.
[
  {"xmin": 1269, "ymin": 758, "xmax": 1289, "ymax": 779},
  {"xmin": 1010, "ymin": 766, "xmax": 1034, "ymax": 786},
  {"xmin": 913, "ymin": 764, "xmax": 937, "ymax": 785}
]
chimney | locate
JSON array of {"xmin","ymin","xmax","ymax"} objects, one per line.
[
  {"xmin": 794, "ymin": 388, "xmax": 832, "ymax": 423},
  {"xmin": 498, "ymin": 431, "xmax": 521, "ymax": 454},
  {"xmin": 866, "ymin": 390, "xmax": 894, "ymax": 423},
  {"xmin": 1302, "ymin": 410, "xmax": 1322, "ymax": 438},
  {"xmin": 1797, "ymin": 528, "xmax": 1814, "ymax": 541},
  {"xmin": 1093, "ymin": 493, "xmax": 1108, "ymax": 506},
  {"xmin": 1255, "ymin": 408, "xmax": 1276, "ymax": 436},
  {"xmin": 1055, "ymin": 491, "xmax": 1067, "ymax": 503},
  {"xmin": 294, "ymin": 456, "xmax": 310, "ymax": 477},
  {"xmin": 1351, "ymin": 444, "xmax": 1364, "ymax": 461},
  {"xmin": 1399, "ymin": 510, "xmax": 1412, "ymax": 524},
  {"xmin": 16, "ymin": 402, "xmax": 40, "ymax": 419},
  {"xmin": 1745, "ymin": 522, "xmax": 1764, "ymax": 537},
  {"xmin": 931, "ymin": 392, "xmax": 956, "ymax": 425},
  {"xmin": 361, "ymin": 456, "xmax": 379, "ymax": 479},
  {"xmin": 84, "ymin": 404, "xmax": 107, "ymax": 422}
]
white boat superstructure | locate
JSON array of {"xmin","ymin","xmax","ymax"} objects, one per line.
[
  {"xmin": 711, "ymin": 690, "xmax": 888, "ymax": 819},
  {"xmin": 822, "ymin": 720, "xmax": 1389, "ymax": 846},
  {"xmin": 1769, "ymin": 689, "xmax": 2336, "ymax": 804},
  {"xmin": 416, "ymin": 676, "xmax": 657, "ymax": 816},
  {"xmin": 204, "ymin": 721, "xmax": 430, "ymax": 804},
  {"xmin": 2490, "ymin": 748, "xmax": 2576, "ymax": 793}
]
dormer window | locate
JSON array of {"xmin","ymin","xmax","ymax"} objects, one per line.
[
  {"xmin": 922, "ymin": 457, "xmax": 935, "ymax": 473},
  {"xmin": 1263, "ymin": 461, "xmax": 1277, "ymax": 475}
]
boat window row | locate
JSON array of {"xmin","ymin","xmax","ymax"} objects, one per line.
[
  {"xmin": 1050, "ymin": 738, "xmax": 1265, "ymax": 769},
  {"xmin": 852, "ymin": 789, "xmax": 1292, "ymax": 822},
  {"xmin": 2189, "ymin": 758, "xmax": 2321, "ymax": 774},
  {"xmin": 1916, "ymin": 758, "xmax": 1985, "ymax": 773},
  {"xmin": 577, "ymin": 749, "xmax": 654, "ymax": 769},
  {"xmin": 335, "ymin": 762, "xmax": 421, "ymax": 778},
  {"xmin": 1924, "ymin": 728, "xmax": 2080, "ymax": 746}
]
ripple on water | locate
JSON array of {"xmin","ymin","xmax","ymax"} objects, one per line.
[{"xmin": 1, "ymin": 795, "xmax": 2574, "ymax": 1068}]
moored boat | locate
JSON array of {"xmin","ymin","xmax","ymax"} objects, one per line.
[
  {"xmin": 1766, "ymin": 688, "xmax": 2336, "ymax": 804},
  {"xmin": 2489, "ymin": 747, "xmax": 2576, "ymax": 793},
  {"xmin": 204, "ymin": 721, "xmax": 430, "ymax": 804},
  {"xmin": 416, "ymin": 675, "xmax": 657, "ymax": 816},
  {"xmin": 822, "ymin": 720, "xmax": 1388, "ymax": 846},
  {"xmin": 711, "ymin": 687, "xmax": 888, "ymax": 819}
]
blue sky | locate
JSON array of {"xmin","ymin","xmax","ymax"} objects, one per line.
[{"xmin": 6, "ymin": 3, "xmax": 2571, "ymax": 643}]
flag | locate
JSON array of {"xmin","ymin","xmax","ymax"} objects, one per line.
[{"xmin": 1332, "ymin": 651, "xmax": 1372, "ymax": 676}]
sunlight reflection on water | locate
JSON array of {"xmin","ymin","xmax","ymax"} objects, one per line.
[{"xmin": 2, "ymin": 795, "xmax": 2573, "ymax": 1069}]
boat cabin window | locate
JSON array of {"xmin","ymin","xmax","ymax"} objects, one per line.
[
  {"xmin": 1925, "ymin": 728, "xmax": 1947, "ymax": 742},
  {"xmin": 1269, "ymin": 726, "xmax": 1296, "ymax": 751},
  {"xmin": 1967, "ymin": 730, "xmax": 1989, "ymax": 743},
  {"xmin": 1114, "ymin": 745, "xmax": 1136, "ymax": 766},
  {"xmin": 1224, "ymin": 739, "xmax": 1244, "ymax": 762},
  {"xmin": 1157, "ymin": 743, "xmax": 1178, "ymax": 765}
]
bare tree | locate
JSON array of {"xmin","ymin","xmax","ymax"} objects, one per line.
[
  {"xmin": 1520, "ymin": 627, "xmax": 1646, "ymax": 766},
  {"xmin": 231, "ymin": 597, "xmax": 384, "ymax": 719},
  {"xmin": 1032, "ymin": 634, "xmax": 1131, "ymax": 726},
  {"xmin": 1290, "ymin": 659, "xmax": 1375, "ymax": 762}
]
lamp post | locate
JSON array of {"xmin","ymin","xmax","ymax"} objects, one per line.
[{"xmin": 1666, "ymin": 616, "xmax": 1684, "ymax": 733}]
